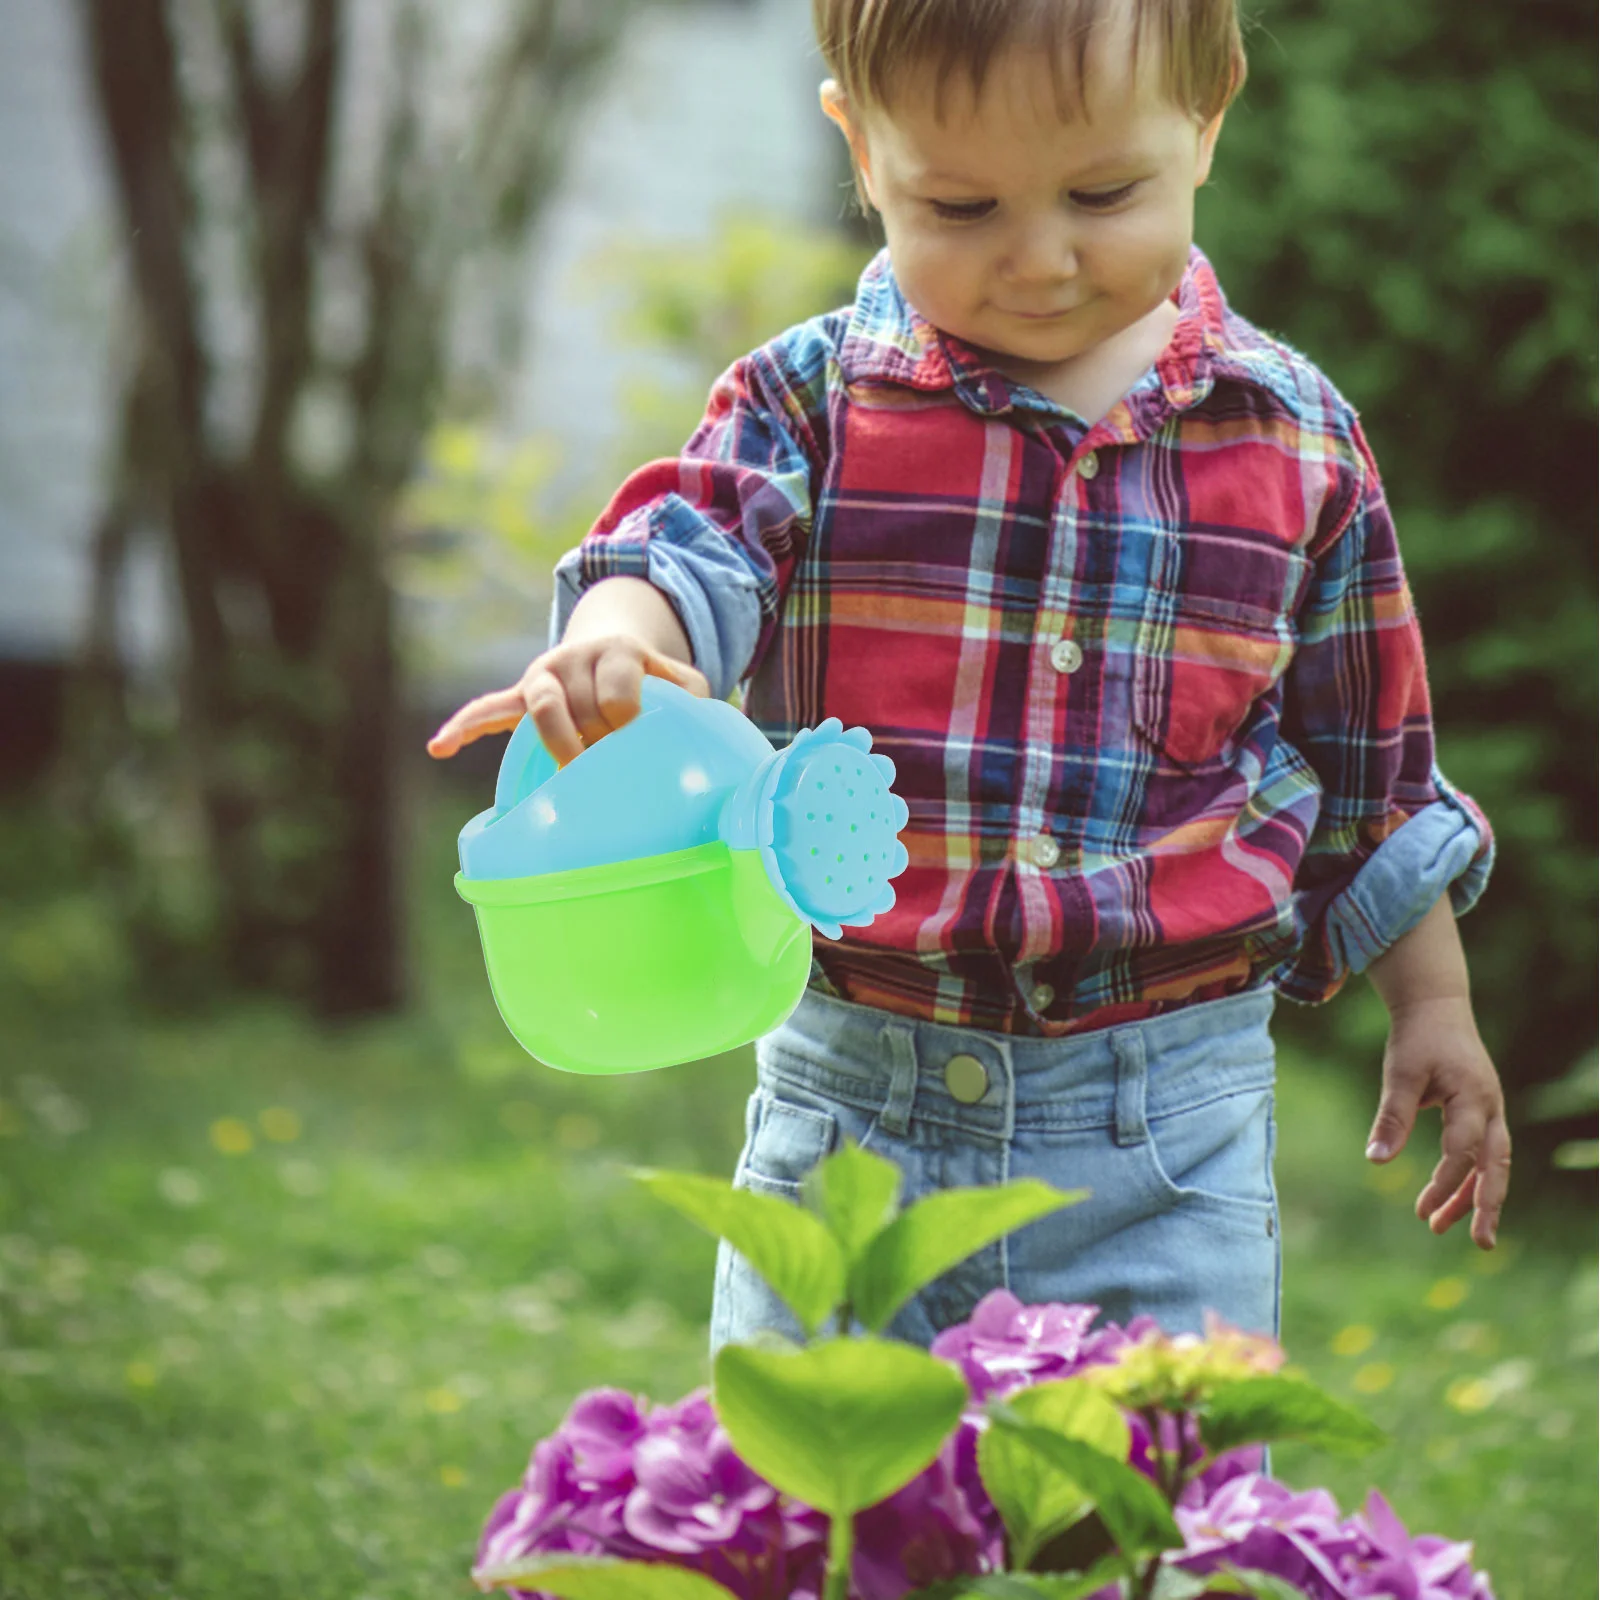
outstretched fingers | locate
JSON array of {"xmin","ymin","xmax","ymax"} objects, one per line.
[{"xmin": 427, "ymin": 686, "xmax": 530, "ymax": 758}]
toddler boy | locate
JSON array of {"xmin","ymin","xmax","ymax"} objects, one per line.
[{"xmin": 431, "ymin": 0, "xmax": 1509, "ymax": 1350}]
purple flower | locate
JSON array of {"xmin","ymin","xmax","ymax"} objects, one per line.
[
  {"xmin": 1174, "ymin": 1473, "xmax": 1361, "ymax": 1599},
  {"xmin": 474, "ymin": 1386, "xmax": 825, "ymax": 1600},
  {"xmin": 848, "ymin": 1429, "xmax": 1004, "ymax": 1598},
  {"xmin": 1170, "ymin": 1476, "xmax": 1498, "ymax": 1600},
  {"xmin": 1342, "ymin": 1492, "xmax": 1496, "ymax": 1600},
  {"xmin": 474, "ymin": 1296, "xmax": 1495, "ymax": 1600},
  {"xmin": 929, "ymin": 1290, "xmax": 1143, "ymax": 1403}
]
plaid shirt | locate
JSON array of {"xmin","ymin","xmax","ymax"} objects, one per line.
[{"xmin": 554, "ymin": 246, "xmax": 1492, "ymax": 1036}]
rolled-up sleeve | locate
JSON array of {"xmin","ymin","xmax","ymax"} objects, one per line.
[
  {"xmin": 1276, "ymin": 417, "xmax": 1493, "ymax": 1004},
  {"xmin": 549, "ymin": 343, "xmax": 824, "ymax": 702}
]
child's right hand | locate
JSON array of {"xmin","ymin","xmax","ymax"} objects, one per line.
[{"xmin": 425, "ymin": 635, "xmax": 711, "ymax": 765}]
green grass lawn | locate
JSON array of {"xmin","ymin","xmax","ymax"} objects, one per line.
[{"xmin": 0, "ymin": 796, "xmax": 1593, "ymax": 1599}]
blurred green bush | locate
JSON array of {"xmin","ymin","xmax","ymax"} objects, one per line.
[{"xmin": 1199, "ymin": 0, "xmax": 1596, "ymax": 1166}]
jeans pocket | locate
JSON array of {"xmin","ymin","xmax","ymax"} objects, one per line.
[
  {"xmin": 713, "ymin": 1092, "xmax": 840, "ymax": 1353},
  {"xmin": 1140, "ymin": 1084, "xmax": 1278, "ymax": 1239},
  {"xmin": 736, "ymin": 1091, "xmax": 839, "ymax": 1196}
]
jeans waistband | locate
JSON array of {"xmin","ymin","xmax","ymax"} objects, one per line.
[{"xmin": 756, "ymin": 985, "xmax": 1277, "ymax": 1141}]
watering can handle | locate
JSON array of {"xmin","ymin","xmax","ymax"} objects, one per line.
[
  {"xmin": 493, "ymin": 716, "xmax": 559, "ymax": 815},
  {"xmin": 491, "ymin": 679, "xmax": 689, "ymax": 815}
]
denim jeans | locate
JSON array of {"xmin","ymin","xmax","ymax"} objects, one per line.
[{"xmin": 709, "ymin": 984, "xmax": 1280, "ymax": 1357}]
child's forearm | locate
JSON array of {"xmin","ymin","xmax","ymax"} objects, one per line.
[
  {"xmin": 1365, "ymin": 893, "xmax": 1472, "ymax": 1016},
  {"xmin": 561, "ymin": 575, "xmax": 695, "ymax": 666}
]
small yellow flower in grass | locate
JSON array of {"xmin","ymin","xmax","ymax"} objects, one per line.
[
  {"xmin": 1425, "ymin": 1276, "xmax": 1469, "ymax": 1311},
  {"xmin": 126, "ymin": 1360, "xmax": 159, "ymax": 1388},
  {"xmin": 440, "ymin": 1465, "xmax": 466, "ymax": 1488},
  {"xmin": 1331, "ymin": 1324, "xmax": 1376, "ymax": 1358},
  {"xmin": 555, "ymin": 1112, "xmax": 601, "ymax": 1151},
  {"xmin": 1445, "ymin": 1376, "xmax": 1493, "ymax": 1413},
  {"xmin": 425, "ymin": 1386, "xmax": 463, "ymax": 1414},
  {"xmin": 1352, "ymin": 1362, "xmax": 1395, "ymax": 1394},
  {"xmin": 210, "ymin": 1117, "xmax": 254, "ymax": 1155},
  {"xmin": 259, "ymin": 1107, "xmax": 302, "ymax": 1143}
]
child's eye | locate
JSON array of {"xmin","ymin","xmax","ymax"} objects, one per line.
[
  {"xmin": 929, "ymin": 198, "xmax": 997, "ymax": 223},
  {"xmin": 1071, "ymin": 182, "xmax": 1138, "ymax": 211}
]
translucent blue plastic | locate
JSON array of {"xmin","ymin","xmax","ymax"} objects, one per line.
[
  {"xmin": 457, "ymin": 678, "xmax": 909, "ymax": 937},
  {"xmin": 457, "ymin": 679, "xmax": 773, "ymax": 883}
]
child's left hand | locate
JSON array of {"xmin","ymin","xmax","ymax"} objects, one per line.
[{"xmin": 1365, "ymin": 994, "xmax": 1510, "ymax": 1250}]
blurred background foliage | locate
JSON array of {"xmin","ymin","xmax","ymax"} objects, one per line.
[{"xmin": 1197, "ymin": 0, "xmax": 1597, "ymax": 1181}]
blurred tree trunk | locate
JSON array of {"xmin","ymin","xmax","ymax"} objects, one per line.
[{"xmin": 76, "ymin": 0, "xmax": 630, "ymax": 1015}]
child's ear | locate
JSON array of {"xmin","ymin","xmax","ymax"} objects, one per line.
[
  {"xmin": 1194, "ymin": 108, "xmax": 1227, "ymax": 187},
  {"xmin": 819, "ymin": 79, "xmax": 878, "ymax": 212}
]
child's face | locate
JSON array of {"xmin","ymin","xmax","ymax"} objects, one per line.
[{"xmin": 824, "ymin": 25, "xmax": 1224, "ymax": 376}]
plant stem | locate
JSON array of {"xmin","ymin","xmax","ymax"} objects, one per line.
[
  {"xmin": 1132, "ymin": 1553, "xmax": 1162, "ymax": 1600},
  {"xmin": 823, "ymin": 1510, "xmax": 854, "ymax": 1600}
]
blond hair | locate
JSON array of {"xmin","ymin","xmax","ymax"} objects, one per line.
[{"xmin": 814, "ymin": 0, "xmax": 1247, "ymax": 124}]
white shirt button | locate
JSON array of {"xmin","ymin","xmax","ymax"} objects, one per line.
[
  {"xmin": 1030, "ymin": 981, "xmax": 1056, "ymax": 1011},
  {"xmin": 1029, "ymin": 834, "xmax": 1061, "ymax": 870},
  {"xmin": 1050, "ymin": 637, "xmax": 1084, "ymax": 675},
  {"xmin": 1076, "ymin": 451, "xmax": 1100, "ymax": 480}
]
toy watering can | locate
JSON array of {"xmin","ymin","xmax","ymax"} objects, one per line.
[{"xmin": 455, "ymin": 678, "xmax": 910, "ymax": 1074}]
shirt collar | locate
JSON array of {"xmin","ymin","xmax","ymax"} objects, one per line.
[{"xmin": 837, "ymin": 244, "xmax": 1250, "ymax": 422}]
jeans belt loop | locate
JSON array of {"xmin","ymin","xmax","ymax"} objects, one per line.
[
  {"xmin": 878, "ymin": 1021, "xmax": 918, "ymax": 1137},
  {"xmin": 1112, "ymin": 1027, "xmax": 1149, "ymax": 1148}
]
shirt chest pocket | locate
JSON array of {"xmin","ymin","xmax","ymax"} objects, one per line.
[{"xmin": 1129, "ymin": 530, "xmax": 1309, "ymax": 768}]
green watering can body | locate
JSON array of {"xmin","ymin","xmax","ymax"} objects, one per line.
[{"xmin": 455, "ymin": 680, "xmax": 909, "ymax": 1074}]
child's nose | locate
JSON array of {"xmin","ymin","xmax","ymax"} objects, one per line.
[{"xmin": 1004, "ymin": 212, "xmax": 1078, "ymax": 284}]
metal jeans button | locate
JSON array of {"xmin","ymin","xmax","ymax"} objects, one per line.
[{"xmin": 944, "ymin": 1053, "xmax": 989, "ymax": 1105}]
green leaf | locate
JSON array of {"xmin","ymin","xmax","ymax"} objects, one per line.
[
  {"xmin": 977, "ymin": 1379, "xmax": 1131, "ymax": 1569},
  {"xmin": 801, "ymin": 1139, "xmax": 903, "ymax": 1271},
  {"xmin": 1198, "ymin": 1374, "xmax": 1385, "ymax": 1457},
  {"xmin": 903, "ymin": 1560, "xmax": 1131, "ymax": 1599},
  {"xmin": 1145, "ymin": 1570, "xmax": 1213, "ymax": 1600},
  {"xmin": 1202, "ymin": 1565, "xmax": 1314, "ymax": 1600},
  {"xmin": 473, "ymin": 1553, "xmax": 739, "ymax": 1598},
  {"xmin": 631, "ymin": 1169, "xmax": 845, "ymax": 1337},
  {"xmin": 984, "ymin": 1401, "xmax": 1182, "ymax": 1563},
  {"xmin": 712, "ymin": 1335, "xmax": 968, "ymax": 1517},
  {"xmin": 852, "ymin": 1181, "xmax": 1087, "ymax": 1333}
]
